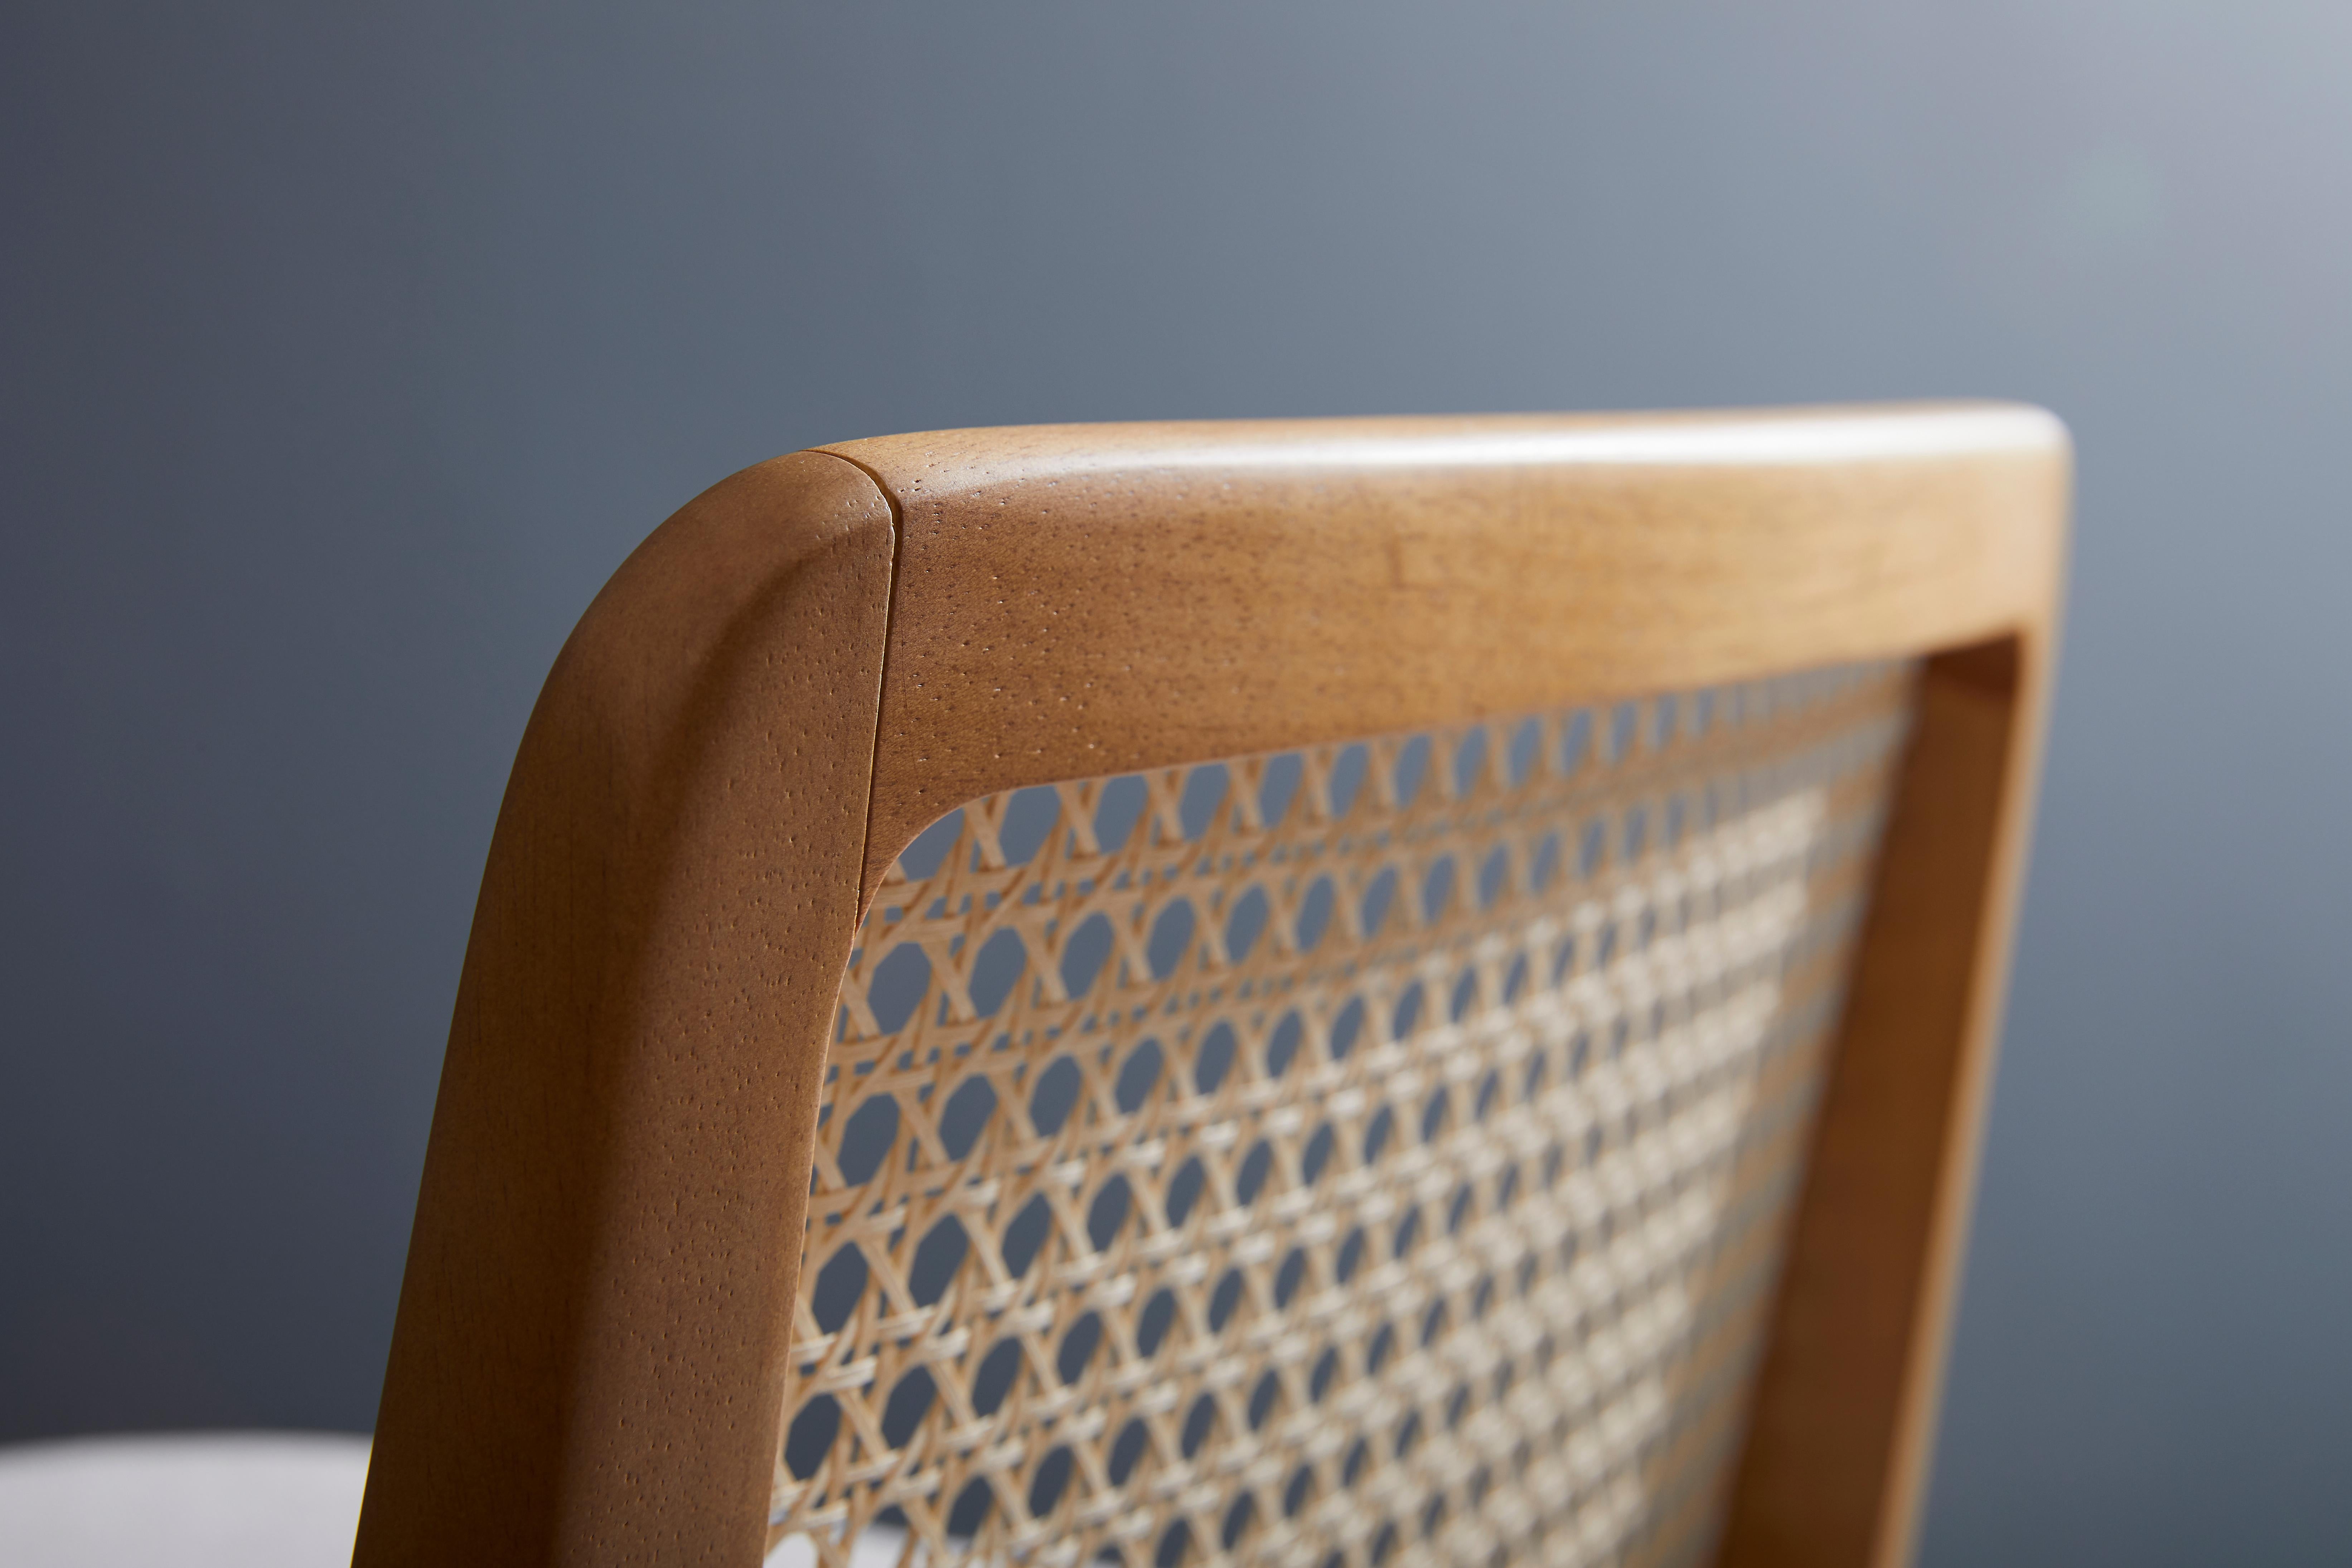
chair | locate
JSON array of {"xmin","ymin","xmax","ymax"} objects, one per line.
[{"xmin": 353, "ymin": 406, "xmax": 2068, "ymax": 1568}]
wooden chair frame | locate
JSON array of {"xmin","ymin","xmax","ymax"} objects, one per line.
[{"xmin": 354, "ymin": 405, "xmax": 2068, "ymax": 1567}]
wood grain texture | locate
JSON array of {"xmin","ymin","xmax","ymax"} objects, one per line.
[
  {"xmin": 820, "ymin": 404, "xmax": 2067, "ymax": 895},
  {"xmin": 354, "ymin": 452, "xmax": 896, "ymax": 1567},
  {"xmin": 1715, "ymin": 635, "xmax": 2055, "ymax": 1568},
  {"xmin": 360, "ymin": 404, "xmax": 2066, "ymax": 1566}
]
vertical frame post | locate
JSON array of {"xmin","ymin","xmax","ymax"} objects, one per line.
[{"xmin": 1719, "ymin": 633, "xmax": 2055, "ymax": 1567}]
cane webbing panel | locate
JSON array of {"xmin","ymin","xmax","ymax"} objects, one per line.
[{"xmin": 770, "ymin": 663, "xmax": 1915, "ymax": 1568}]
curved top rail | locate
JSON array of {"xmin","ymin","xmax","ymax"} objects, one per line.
[
  {"xmin": 833, "ymin": 402, "xmax": 2062, "ymax": 478},
  {"xmin": 823, "ymin": 402, "xmax": 2068, "ymax": 890}
]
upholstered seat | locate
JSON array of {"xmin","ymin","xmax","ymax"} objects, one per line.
[{"xmin": 0, "ymin": 1433, "xmax": 369, "ymax": 1567}]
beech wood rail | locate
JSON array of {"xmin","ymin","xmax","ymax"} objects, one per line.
[{"xmin": 355, "ymin": 404, "xmax": 2069, "ymax": 1568}]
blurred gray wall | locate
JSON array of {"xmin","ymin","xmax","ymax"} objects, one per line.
[{"xmin": 6, "ymin": 4, "xmax": 2349, "ymax": 1563}]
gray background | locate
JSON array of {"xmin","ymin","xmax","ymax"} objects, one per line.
[{"xmin": 5, "ymin": 3, "xmax": 2348, "ymax": 1562}]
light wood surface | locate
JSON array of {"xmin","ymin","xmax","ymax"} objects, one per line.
[
  {"xmin": 356, "ymin": 452, "xmax": 896, "ymax": 1565},
  {"xmin": 1716, "ymin": 638, "xmax": 2053, "ymax": 1568},
  {"xmin": 355, "ymin": 405, "xmax": 2067, "ymax": 1566},
  {"xmin": 820, "ymin": 405, "xmax": 2063, "ymax": 894}
]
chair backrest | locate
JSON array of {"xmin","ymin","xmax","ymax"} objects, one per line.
[{"xmin": 354, "ymin": 407, "xmax": 2067, "ymax": 1568}]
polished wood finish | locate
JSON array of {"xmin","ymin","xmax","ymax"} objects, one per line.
[
  {"xmin": 820, "ymin": 405, "xmax": 2063, "ymax": 894},
  {"xmin": 356, "ymin": 453, "xmax": 896, "ymax": 1565},
  {"xmin": 357, "ymin": 405, "xmax": 2067, "ymax": 1566},
  {"xmin": 1717, "ymin": 636, "xmax": 2053, "ymax": 1568}
]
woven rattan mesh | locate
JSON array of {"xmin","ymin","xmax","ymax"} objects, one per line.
[{"xmin": 770, "ymin": 663, "xmax": 1915, "ymax": 1568}]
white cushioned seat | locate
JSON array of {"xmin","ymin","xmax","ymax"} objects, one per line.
[
  {"xmin": 0, "ymin": 1435, "xmax": 927, "ymax": 1567},
  {"xmin": 0, "ymin": 1433, "xmax": 370, "ymax": 1568}
]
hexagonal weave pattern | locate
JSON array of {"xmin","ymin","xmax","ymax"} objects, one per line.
[{"xmin": 770, "ymin": 662, "xmax": 1915, "ymax": 1568}]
